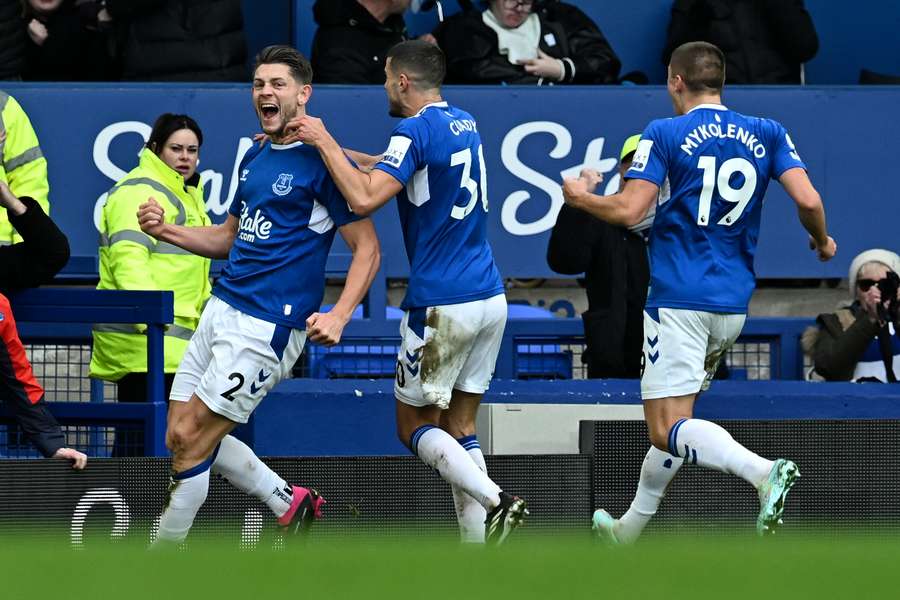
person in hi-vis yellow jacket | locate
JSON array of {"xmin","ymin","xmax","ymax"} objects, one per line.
[
  {"xmin": 90, "ymin": 114, "xmax": 211, "ymax": 455},
  {"xmin": 0, "ymin": 90, "xmax": 49, "ymax": 243}
]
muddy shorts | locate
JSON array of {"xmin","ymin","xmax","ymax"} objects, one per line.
[
  {"xmin": 641, "ymin": 307, "xmax": 745, "ymax": 401},
  {"xmin": 394, "ymin": 294, "xmax": 507, "ymax": 409}
]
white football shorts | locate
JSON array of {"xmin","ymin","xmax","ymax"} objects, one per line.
[
  {"xmin": 640, "ymin": 307, "xmax": 745, "ymax": 400},
  {"xmin": 170, "ymin": 296, "xmax": 306, "ymax": 423},
  {"xmin": 395, "ymin": 293, "xmax": 507, "ymax": 409}
]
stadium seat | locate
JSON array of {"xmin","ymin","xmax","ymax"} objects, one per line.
[
  {"xmin": 302, "ymin": 304, "xmax": 402, "ymax": 378},
  {"xmin": 507, "ymin": 303, "xmax": 573, "ymax": 380}
]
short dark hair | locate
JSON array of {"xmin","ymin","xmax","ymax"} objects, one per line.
[
  {"xmin": 253, "ymin": 45, "xmax": 313, "ymax": 84},
  {"xmin": 669, "ymin": 41, "xmax": 725, "ymax": 93},
  {"xmin": 386, "ymin": 40, "xmax": 446, "ymax": 90},
  {"xmin": 146, "ymin": 113, "xmax": 203, "ymax": 154}
]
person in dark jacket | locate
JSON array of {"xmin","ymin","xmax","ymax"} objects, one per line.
[
  {"xmin": 803, "ymin": 249, "xmax": 900, "ymax": 383},
  {"xmin": 105, "ymin": 0, "xmax": 247, "ymax": 81},
  {"xmin": 547, "ymin": 135, "xmax": 649, "ymax": 378},
  {"xmin": 662, "ymin": 0, "xmax": 818, "ymax": 84},
  {"xmin": 23, "ymin": 0, "xmax": 114, "ymax": 81},
  {"xmin": 311, "ymin": 0, "xmax": 409, "ymax": 84},
  {"xmin": 433, "ymin": 0, "xmax": 620, "ymax": 85},
  {"xmin": 0, "ymin": 0, "xmax": 26, "ymax": 80},
  {"xmin": 0, "ymin": 178, "xmax": 86, "ymax": 468}
]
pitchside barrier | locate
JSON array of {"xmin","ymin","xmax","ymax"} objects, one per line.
[
  {"xmin": 0, "ymin": 288, "xmax": 819, "ymax": 457},
  {"xmin": 0, "ymin": 289, "xmax": 897, "ymax": 541},
  {"xmin": 2, "ymin": 383, "xmax": 899, "ymax": 543}
]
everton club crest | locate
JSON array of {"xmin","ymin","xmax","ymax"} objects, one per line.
[{"xmin": 272, "ymin": 173, "xmax": 294, "ymax": 196}]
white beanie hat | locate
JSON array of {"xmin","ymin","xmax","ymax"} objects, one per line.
[{"xmin": 848, "ymin": 249, "xmax": 900, "ymax": 297}]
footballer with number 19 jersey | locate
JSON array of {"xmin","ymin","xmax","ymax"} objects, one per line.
[
  {"xmin": 573, "ymin": 42, "xmax": 834, "ymax": 545},
  {"xmin": 628, "ymin": 104, "xmax": 806, "ymax": 400},
  {"xmin": 629, "ymin": 104, "xmax": 806, "ymax": 315}
]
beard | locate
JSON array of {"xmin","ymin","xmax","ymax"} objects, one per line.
[{"xmin": 387, "ymin": 96, "xmax": 404, "ymax": 118}]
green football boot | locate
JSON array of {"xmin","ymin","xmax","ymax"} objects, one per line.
[
  {"xmin": 591, "ymin": 509, "xmax": 621, "ymax": 545},
  {"xmin": 756, "ymin": 458, "xmax": 801, "ymax": 536}
]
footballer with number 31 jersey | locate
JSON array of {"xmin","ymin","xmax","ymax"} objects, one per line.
[
  {"xmin": 375, "ymin": 101, "xmax": 505, "ymax": 310},
  {"xmin": 290, "ymin": 40, "xmax": 528, "ymax": 545}
]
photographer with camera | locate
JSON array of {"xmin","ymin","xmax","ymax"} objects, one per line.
[{"xmin": 803, "ymin": 249, "xmax": 900, "ymax": 382}]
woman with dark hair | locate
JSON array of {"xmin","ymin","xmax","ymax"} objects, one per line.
[{"xmin": 90, "ymin": 113, "xmax": 211, "ymax": 456}]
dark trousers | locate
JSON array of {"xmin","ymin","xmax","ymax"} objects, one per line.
[
  {"xmin": 582, "ymin": 229, "xmax": 650, "ymax": 379},
  {"xmin": 113, "ymin": 372, "xmax": 175, "ymax": 457}
]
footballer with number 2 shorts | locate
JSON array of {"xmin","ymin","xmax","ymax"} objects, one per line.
[
  {"xmin": 562, "ymin": 41, "xmax": 837, "ymax": 543},
  {"xmin": 137, "ymin": 45, "xmax": 380, "ymax": 546}
]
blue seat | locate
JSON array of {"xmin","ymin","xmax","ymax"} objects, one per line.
[
  {"xmin": 304, "ymin": 304, "xmax": 403, "ymax": 378},
  {"xmin": 508, "ymin": 303, "xmax": 573, "ymax": 379},
  {"xmin": 304, "ymin": 303, "xmax": 573, "ymax": 380}
]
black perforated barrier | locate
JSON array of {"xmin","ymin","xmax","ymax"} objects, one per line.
[
  {"xmin": 0, "ymin": 455, "xmax": 591, "ymax": 543},
  {"xmin": 580, "ymin": 420, "xmax": 900, "ymax": 535}
]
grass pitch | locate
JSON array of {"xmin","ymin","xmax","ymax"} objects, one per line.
[{"xmin": 3, "ymin": 532, "xmax": 894, "ymax": 600}]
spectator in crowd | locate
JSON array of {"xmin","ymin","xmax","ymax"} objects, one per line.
[
  {"xmin": 0, "ymin": 89, "xmax": 49, "ymax": 243},
  {"xmin": 547, "ymin": 135, "xmax": 650, "ymax": 378},
  {"xmin": 0, "ymin": 0, "xmax": 26, "ymax": 80},
  {"xmin": 663, "ymin": 0, "xmax": 818, "ymax": 84},
  {"xmin": 803, "ymin": 249, "xmax": 900, "ymax": 383},
  {"xmin": 311, "ymin": 0, "xmax": 409, "ymax": 84},
  {"xmin": 432, "ymin": 0, "xmax": 620, "ymax": 85},
  {"xmin": 22, "ymin": 0, "xmax": 115, "ymax": 81},
  {"xmin": 104, "ymin": 0, "xmax": 247, "ymax": 81},
  {"xmin": 90, "ymin": 114, "xmax": 211, "ymax": 456},
  {"xmin": 0, "ymin": 178, "xmax": 86, "ymax": 469}
]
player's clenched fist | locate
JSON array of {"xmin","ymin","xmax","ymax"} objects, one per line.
[
  {"xmin": 284, "ymin": 115, "xmax": 328, "ymax": 147},
  {"xmin": 579, "ymin": 168, "xmax": 604, "ymax": 194},
  {"xmin": 137, "ymin": 197, "xmax": 167, "ymax": 238},
  {"xmin": 562, "ymin": 176, "xmax": 590, "ymax": 209},
  {"xmin": 809, "ymin": 235, "xmax": 837, "ymax": 262},
  {"xmin": 306, "ymin": 310, "xmax": 349, "ymax": 346}
]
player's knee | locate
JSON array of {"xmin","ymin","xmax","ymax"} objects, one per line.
[
  {"xmin": 168, "ymin": 418, "xmax": 201, "ymax": 456},
  {"xmin": 440, "ymin": 414, "xmax": 475, "ymax": 439},
  {"xmin": 647, "ymin": 424, "xmax": 671, "ymax": 454}
]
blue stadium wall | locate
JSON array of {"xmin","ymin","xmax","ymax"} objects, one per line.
[{"xmin": 4, "ymin": 83, "xmax": 896, "ymax": 280}]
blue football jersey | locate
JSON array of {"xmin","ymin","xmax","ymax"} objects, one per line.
[
  {"xmin": 626, "ymin": 104, "xmax": 806, "ymax": 313},
  {"xmin": 374, "ymin": 101, "xmax": 504, "ymax": 309},
  {"xmin": 213, "ymin": 141, "xmax": 360, "ymax": 328}
]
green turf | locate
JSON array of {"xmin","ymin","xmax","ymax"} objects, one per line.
[{"xmin": 4, "ymin": 532, "xmax": 895, "ymax": 600}]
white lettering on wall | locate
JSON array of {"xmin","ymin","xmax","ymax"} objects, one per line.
[
  {"xmin": 70, "ymin": 488, "xmax": 131, "ymax": 547},
  {"xmin": 499, "ymin": 121, "xmax": 618, "ymax": 236}
]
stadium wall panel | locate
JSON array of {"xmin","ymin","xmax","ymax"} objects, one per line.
[{"xmin": 4, "ymin": 84, "xmax": 896, "ymax": 280}]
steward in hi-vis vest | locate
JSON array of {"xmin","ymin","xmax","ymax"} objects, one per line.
[
  {"xmin": 90, "ymin": 147, "xmax": 211, "ymax": 382},
  {"xmin": 0, "ymin": 91, "xmax": 49, "ymax": 243}
]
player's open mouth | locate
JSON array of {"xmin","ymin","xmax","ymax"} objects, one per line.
[{"xmin": 260, "ymin": 103, "xmax": 279, "ymax": 119}]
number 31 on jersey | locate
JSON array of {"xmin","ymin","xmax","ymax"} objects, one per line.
[{"xmin": 450, "ymin": 145, "xmax": 488, "ymax": 220}]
